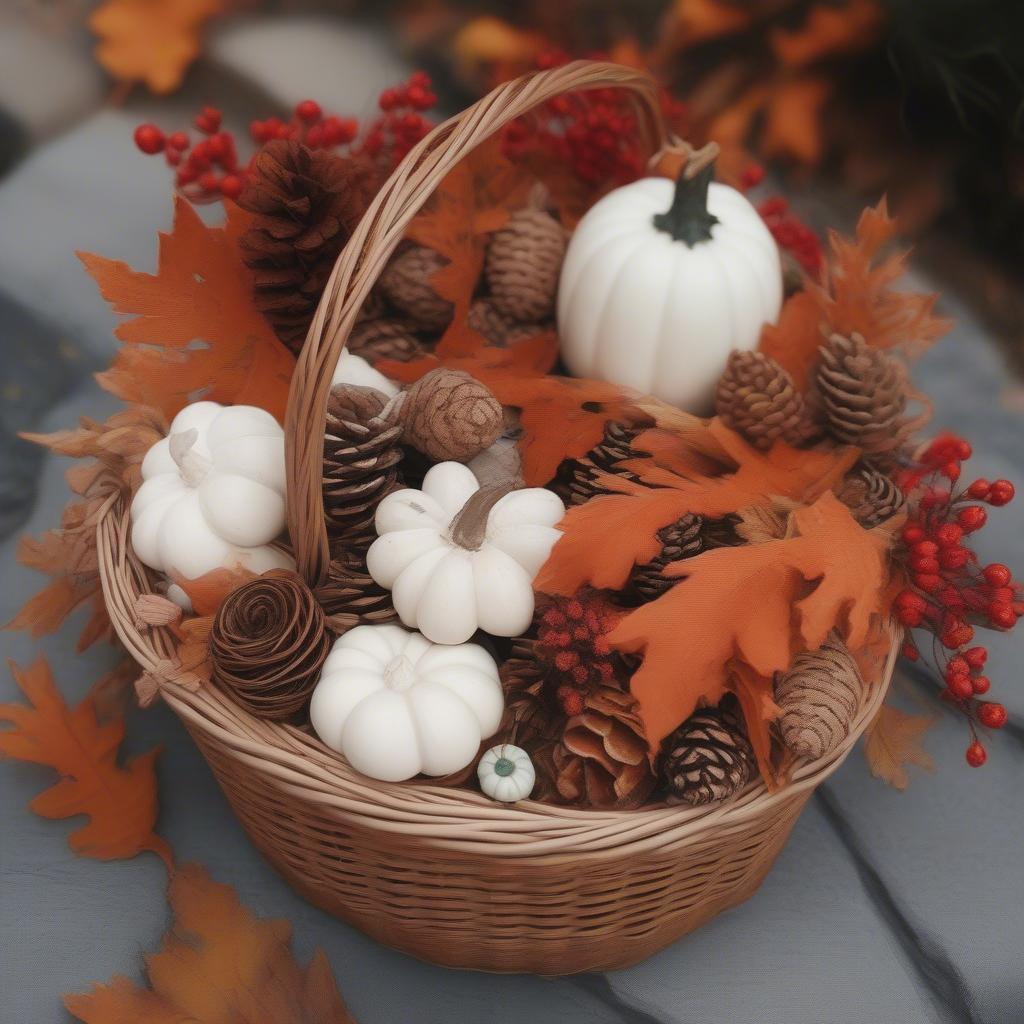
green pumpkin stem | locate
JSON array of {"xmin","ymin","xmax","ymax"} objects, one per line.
[{"xmin": 652, "ymin": 143, "xmax": 720, "ymax": 247}]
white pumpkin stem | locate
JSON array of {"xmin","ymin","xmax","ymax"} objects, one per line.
[
  {"xmin": 449, "ymin": 482, "xmax": 517, "ymax": 551},
  {"xmin": 653, "ymin": 141, "xmax": 721, "ymax": 248},
  {"xmin": 168, "ymin": 428, "xmax": 213, "ymax": 487}
]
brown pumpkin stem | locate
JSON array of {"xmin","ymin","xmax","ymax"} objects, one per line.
[
  {"xmin": 653, "ymin": 141, "xmax": 721, "ymax": 248},
  {"xmin": 449, "ymin": 482, "xmax": 517, "ymax": 551}
]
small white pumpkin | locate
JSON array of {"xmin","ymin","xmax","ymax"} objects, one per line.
[
  {"xmin": 366, "ymin": 462, "xmax": 564, "ymax": 645},
  {"xmin": 332, "ymin": 349, "xmax": 399, "ymax": 398},
  {"xmin": 309, "ymin": 624, "xmax": 504, "ymax": 782},
  {"xmin": 130, "ymin": 401, "xmax": 293, "ymax": 606},
  {"xmin": 478, "ymin": 744, "xmax": 535, "ymax": 803},
  {"xmin": 557, "ymin": 152, "xmax": 782, "ymax": 412}
]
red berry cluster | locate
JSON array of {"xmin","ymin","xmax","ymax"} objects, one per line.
[
  {"xmin": 133, "ymin": 74, "xmax": 437, "ymax": 205},
  {"xmin": 502, "ymin": 49, "xmax": 688, "ymax": 188},
  {"xmin": 534, "ymin": 594, "xmax": 624, "ymax": 717},
  {"xmin": 755, "ymin": 195, "xmax": 823, "ymax": 276},
  {"xmin": 894, "ymin": 433, "xmax": 1017, "ymax": 766}
]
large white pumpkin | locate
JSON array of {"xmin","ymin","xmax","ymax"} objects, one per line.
[
  {"xmin": 557, "ymin": 161, "xmax": 782, "ymax": 412},
  {"xmin": 309, "ymin": 624, "xmax": 504, "ymax": 781},
  {"xmin": 130, "ymin": 401, "xmax": 293, "ymax": 605},
  {"xmin": 366, "ymin": 462, "xmax": 564, "ymax": 645}
]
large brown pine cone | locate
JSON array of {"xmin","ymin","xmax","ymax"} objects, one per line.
[
  {"xmin": 378, "ymin": 245, "xmax": 453, "ymax": 332},
  {"xmin": 774, "ymin": 632, "xmax": 863, "ymax": 761},
  {"xmin": 838, "ymin": 464, "xmax": 906, "ymax": 528},
  {"xmin": 550, "ymin": 421, "xmax": 645, "ymax": 505},
  {"xmin": 238, "ymin": 139, "xmax": 375, "ymax": 354},
  {"xmin": 467, "ymin": 298, "xmax": 544, "ymax": 346},
  {"xmin": 323, "ymin": 384, "xmax": 404, "ymax": 553},
  {"xmin": 660, "ymin": 699, "xmax": 755, "ymax": 806},
  {"xmin": 715, "ymin": 350, "xmax": 810, "ymax": 449},
  {"xmin": 314, "ymin": 548, "xmax": 398, "ymax": 632},
  {"xmin": 627, "ymin": 513, "xmax": 705, "ymax": 602},
  {"xmin": 815, "ymin": 332, "xmax": 910, "ymax": 461},
  {"xmin": 346, "ymin": 318, "xmax": 425, "ymax": 365},
  {"xmin": 484, "ymin": 208, "xmax": 567, "ymax": 322}
]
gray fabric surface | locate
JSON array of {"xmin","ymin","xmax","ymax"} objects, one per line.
[{"xmin": 1, "ymin": 11, "xmax": 1022, "ymax": 1023}]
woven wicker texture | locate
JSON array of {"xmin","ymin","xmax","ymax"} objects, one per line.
[{"xmin": 95, "ymin": 62, "xmax": 898, "ymax": 975}]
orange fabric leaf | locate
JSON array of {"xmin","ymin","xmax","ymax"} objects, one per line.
[
  {"xmin": 89, "ymin": 0, "xmax": 225, "ymax": 94},
  {"xmin": 172, "ymin": 564, "xmax": 259, "ymax": 618},
  {"xmin": 758, "ymin": 289, "xmax": 824, "ymax": 391},
  {"xmin": 0, "ymin": 658, "xmax": 171, "ymax": 867},
  {"xmin": 606, "ymin": 492, "xmax": 893, "ymax": 760},
  {"xmin": 863, "ymin": 703, "xmax": 936, "ymax": 790},
  {"xmin": 81, "ymin": 199, "xmax": 294, "ymax": 422},
  {"xmin": 64, "ymin": 863, "xmax": 356, "ymax": 1023},
  {"xmin": 536, "ymin": 421, "xmax": 857, "ymax": 596}
]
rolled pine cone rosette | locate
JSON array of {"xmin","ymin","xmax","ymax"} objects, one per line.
[{"xmin": 210, "ymin": 569, "xmax": 332, "ymax": 720}]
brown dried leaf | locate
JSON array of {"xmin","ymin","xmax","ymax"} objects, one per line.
[{"xmin": 863, "ymin": 703, "xmax": 936, "ymax": 790}]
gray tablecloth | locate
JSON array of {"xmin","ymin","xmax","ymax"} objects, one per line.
[{"xmin": 2, "ymin": 11, "xmax": 1022, "ymax": 1023}]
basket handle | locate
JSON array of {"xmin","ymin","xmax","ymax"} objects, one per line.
[{"xmin": 284, "ymin": 60, "xmax": 674, "ymax": 586}]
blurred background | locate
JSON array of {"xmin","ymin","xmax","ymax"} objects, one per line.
[{"xmin": 2, "ymin": 3, "xmax": 1023, "ymax": 1022}]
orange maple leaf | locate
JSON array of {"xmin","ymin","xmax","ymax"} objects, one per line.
[
  {"xmin": 65, "ymin": 862, "xmax": 356, "ymax": 1023},
  {"xmin": 81, "ymin": 199, "xmax": 295, "ymax": 422},
  {"xmin": 863, "ymin": 703, "xmax": 936, "ymax": 790},
  {"xmin": 90, "ymin": 0, "xmax": 225, "ymax": 95},
  {"xmin": 0, "ymin": 658, "xmax": 171, "ymax": 867},
  {"xmin": 536, "ymin": 420, "xmax": 857, "ymax": 595},
  {"xmin": 607, "ymin": 491, "xmax": 894, "ymax": 777}
]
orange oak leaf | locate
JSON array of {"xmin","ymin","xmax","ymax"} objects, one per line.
[
  {"xmin": 606, "ymin": 492, "xmax": 893, "ymax": 762},
  {"xmin": 89, "ymin": 0, "xmax": 225, "ymax": 95},
  {"xmin": 863, "ymin": 703, "xmax": 936, "ymax": 790},
  {"xmin": 536, "ymin": 420, "xmax": 857, "ymax": 596},
  {"xmin": 758, "ymin": 289, "xmax": 823, "ymax": 391},
  {"xmin": 64, "ymin": 862, "xmax": 356, "ymax": 1024},
  {"xmin": 81, "ymin": 198, "xmax": 294, "ymax": 422},
  {"xmin": 0, "ymin": 658, "xmax": 171, "ymax": 867}
]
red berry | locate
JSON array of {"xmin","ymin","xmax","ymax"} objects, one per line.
[
  {"xmin": 295, "ymin": 99, "xmax": 322, "ymax": 122},
  {"xmin": 134, "ymin": 123, "xmax": 165, "ymax": 154},
  {"xmin": 898, "ymin": 606, "xmax": 923, "ymax": 627},
  {"xmin": 967, "ymin": 479, "xmax": 991, "ymax": 499},
  {"xmin": 220, "ymin": 174, "xmax": 243, "ymax": 199},
  {"xmin": 916, "ymin": 573, "xmax": 942, "ymax": 592},
  {"xmin": 957, "ymin": 506, "xmax": 987, "ymax": 531},
  {"xmin": 554, "ymin": 650, "xmax": 579, "ymax": 671},
  {"xmin": 964, "ymin": 646, "xmax": 988, "ymax": 669},
  {"xmin": 910, "ymin": 555, "xmax": 940, "ymax": 574},
  {"xmin": 978, "ymin": 702, "xmax": 1008, "ymax": 729},
  {"xmin": 565, "ymin": 600, "xmax": 584, "ymax": 621},
  {"xmin": 164, "ymin": 149, "xmax": 181, "ymax": 166},
  {"xmin": 971, "ymin": 675, "xmax": 991, "ymax": 695},
  {"xmin": 948, "ymin": 675, "xmax": 974, "ymax": 700},
  {"xmin": 989, "ymin": 604, "xmax": 1017, "ymax": 629},
  {"xmin": 946, "ymin": 656, "xmax": 969, "ymax": 678},
  {"xmin": 198, "ymin": 171, "xmax": 219, "ymax": 193},
  {"xmin": 939, "ymin": 547, "xmax": 970, "ymax": 570},
  {"xmin": 965, "ymin": 741, "xmax": 987, "ymax": 767},
  {"xmin": 983, "ymin": 563, "xmax": 1012, "ymax": 588},
  {"xmin": 901, "ymin": 643, "xmax": 919, "ymax": 661},
  {"xmin": 911, "ymin": 540, "xmax": 938, "ymax": 557},
  {"xmin": 956, "ymin": 439, "xmax": 972, "ymax": 460},
  {"xmin": 941, "ymin": 622, "xmax": 974, "ymax": 648},
  {"xmin": 942, "ymin": 461, "xmax": 961, "ymax": 481},
  {"xmin": 740, "ymin": 164, "xmax": 766, "ymax": 189},
  {"xmin": 895, "ymin": 589, "xmax": 927, "ymax": 611},
  {"xmin": 988, "ymin": 480, "xmax": 1015, "ymax": 506},
  {"xmin": 902, "ymin": 524, "xmax": 926, "ymax": 545},
  {"xmin": 935, "ymin": 523, "xmax": 963, "ymax": 547},
  {"xmin": 167, "ymin": 131, "xmax": 189, "ymax": 151}
]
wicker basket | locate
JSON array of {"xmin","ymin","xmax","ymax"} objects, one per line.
[{"xmin": 96, "ymin": 61, "xmax": 899, "ymax": 975}]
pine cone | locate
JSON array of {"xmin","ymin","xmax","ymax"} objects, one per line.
[
  {"xmin": 378, "ymin": 245, "xmax": 453, "ymax": 332},
  {"xmin": 553, "ymin": 686, "xmax": 656, "ymax": 809},
  {"xmin": 346, "ymin": 318, "xmax": 425, "ymax": 365},
  {"xmin": 815, "ymin": 333, "xmax": 910, "ymax": 460},
  {"xmin": 838, "ymin": 464, "xmax": 906, "ymax": 528},
  {"xmin": 774, "ymin": 632, "xmax": 863, "ymax": 761},
  {"xmin": 323, "ymin": 384, "xmax": 404, "ymax": 552},
  {"xmin": 484, "ymin": 207, "xmax": 567, "ymax": 322},
  {"xmin": 661, "ymin": 699, "xmax": 755, "ymax": 806},
  {"xmin": 395, "ymin": 368, "xmax": 504, "ymax": 462},
  {"xmin": 467, "ymin": 298, "xmax": 542, "ymax": 346},
  {"xmin": 238, "ymin": 139, "xmax": 374, "ymax": 354},
  {"xmin": 314, "ymin": 548, "xmax": 398, "ymax": 632},
  {"xmin": 550, "ymin": 421, "xmax": 645, "ymax": 505},
  {"xmin": 715, "ymin": 350, "xmax": 810, "ymax": 449},
  {"xmin": 627, "ymin": 514, "xmax": 704, "ymax": 602}
]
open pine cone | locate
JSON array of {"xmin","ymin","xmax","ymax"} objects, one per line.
[
  {"xmin": 238, "ymin": 139, "xmax": 375, "ymax": 354},
  {"xmin": 838, "ymin": 464, "xmax": 906, "ymax": 528},
  {"xmin": 627, "ymin": 513, "xmax": 705, "ymax": 602},
  {"xmin": 715, "ymin": 350, "xmax": 811, "ymax": 449},
  {"xmin": 551, "ymin": 421, "xmax": 646, "ymax": 506},
  {"xmin": 314, "ymin": 548, "xmax": 398, "ymax": 633}
]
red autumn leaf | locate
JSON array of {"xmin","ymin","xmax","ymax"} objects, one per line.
[
  {"xmin": 65, "ymin": 863, "xmax": 356, "ymax": 1023},
  {"xmin": 81, "ymin": 199, "xmax": 294, "ymax": 422},
  {"xmin": 0, "ymin": 658, "xmax": 171, "ymax": 866},
  {"xmin": 536, "ymin": 420, "xmax": 857, "ymax": 595},
  {"xmin": 607, "ymin": 492, "xmax": 894, "ymax": 771}
]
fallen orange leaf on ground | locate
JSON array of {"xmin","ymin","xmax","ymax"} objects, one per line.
[
  {"xmin": 90, "ymin": 0, "xmax": 225, "ymax": 94},
  {"xmin": 64, "ymin": 863, "xmax": 356, "ymax": 1023},
  {"xmin": 81, "ymin": 199, "xmax": 294, "ymax": 422},
  {"xmin": 863, "ymin": 702, "xmax": 936, "ymax": 790},
  {"xmin": 0, "ymin": 658, "xmax": 171, "ymax": 867}
]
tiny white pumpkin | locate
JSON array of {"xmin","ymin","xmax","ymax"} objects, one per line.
[
  {"xmin": 366, "ymin": 462, "xmax": 564, "ymax": 645},
  {"xmin": 557, "ymin": 154, "xmax": 782, "ymax": 412},
  {"xmin": 309, "ymin": 624, "xmax": 504, "ymax": 782},
  {"xmin": 332, "ymin": 349, "xmax": 399, "ymax": 398},
  {"xmin": 130, "ymin": 401, "xmax": 293, "ymax": 607},
  {"xmin": 478, "ymin": 744, "xmax": 535, "ymax": 803}
]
